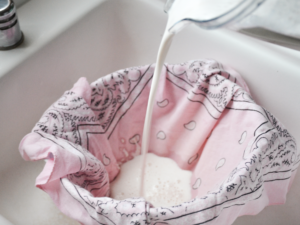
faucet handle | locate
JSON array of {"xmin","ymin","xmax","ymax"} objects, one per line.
[{"xmin": 0, "ymin": 0, "xmax": 24, "ymax": 50}]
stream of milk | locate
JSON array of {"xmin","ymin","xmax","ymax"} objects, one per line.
[
  {"xmin": 137, "ymin": 0, "xmax": 195, "ymax": 202},
  {"xmin": 110, "ymin": 17, "xmax": 192, "ymax": 206},
  {"xmin": 111, "ymin": 0, "xmax": 244, "ymax": 207},
  {"xmin": 139, "ymin": 30, "xmax": 175, "ymax": 198},
  {"xmin": 111, "ymin": 4, "xmax": 192, "ymax": 206}
]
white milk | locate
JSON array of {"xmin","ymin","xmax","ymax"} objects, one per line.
[
  {"xmin": 112, "ymin": 0, "xmax": 197, "ymax": 205},
  {"xmin": 110, "ymin": 31, "xmax": 193, "ymax": 205},
  {"xmin": 112, "ymin": 0, "xmax": 242, "ymax": 206},
  {"xmin": 111, "ymin": 24, "xmax": 191, "ymax": 207},
  {"xmin": 110, "ymin": 153, "xmax": 192, "ymax": 207},
  {"xmin": 139, "ymin": 30, "xmax": 174, "ymax": 197}
]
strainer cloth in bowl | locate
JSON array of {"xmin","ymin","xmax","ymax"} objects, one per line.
[{"xmin": 19, "ymin": 59, "xmax": 299, "ymax": 225}]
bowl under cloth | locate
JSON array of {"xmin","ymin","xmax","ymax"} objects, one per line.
[{"xmin": 20, "ymin": 59, "xmax": 299, "ymax": 225}]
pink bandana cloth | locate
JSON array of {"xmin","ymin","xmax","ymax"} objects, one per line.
[{"xmin": 20, "ymin": 59, "xmax": 299, "ymax": 225}]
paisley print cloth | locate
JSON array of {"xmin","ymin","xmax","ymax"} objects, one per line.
[{"xmin": 20, "ymin": 59, "xmax": 299, "ymax": 225}]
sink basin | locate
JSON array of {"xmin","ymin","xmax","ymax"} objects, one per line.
[{"xmin": 0, "ymin": 0, "xmax": 299, "ymax": 224}]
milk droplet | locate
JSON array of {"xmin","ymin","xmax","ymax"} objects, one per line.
[
  {"xmin": 157, "ymin": 131, "xmax": 166, "ymax": 140},
  {"xmin": 121, "ymin": 138, "xmax": 125, "ymax": 144},
  {"xmin": 103, "ymin": 154, "xmax": 111, "ymax": 166},
  {"xmin": 184, "ymin": 121, "xmax": 196, "ymax": 130},
  {"xmin": 193, "ymin": 178, "xmax": 201, "ymax": 189},
  {"xmin": 238, "ymin": 131, "xmax": 247, "ymax": 144},
  {"xmin": 215, "ymin": 158, "xmax": 226, "ymax": 170},
  {"xmin": 157, "ymin": 99, "xmax": 169, "ymax": 108}
]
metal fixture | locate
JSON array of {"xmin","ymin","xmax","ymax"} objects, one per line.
[{"xmin": 0, "ymin": 0, "xmax": 24, "ymax": 50}]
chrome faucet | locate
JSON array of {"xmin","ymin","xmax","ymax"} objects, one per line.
[{"xmin": 0, "ymin": 0, "xmax": 24, "ymax": 50}]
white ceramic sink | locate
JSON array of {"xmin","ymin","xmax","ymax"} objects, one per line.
[{"xmin": 0, "ymin": 0, "xmax": 299, "ymax": 224}]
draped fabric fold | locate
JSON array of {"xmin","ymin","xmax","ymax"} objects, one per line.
[{"xmin": 20, "ymin": 59, "xmax": 299, "ymax": 225}]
